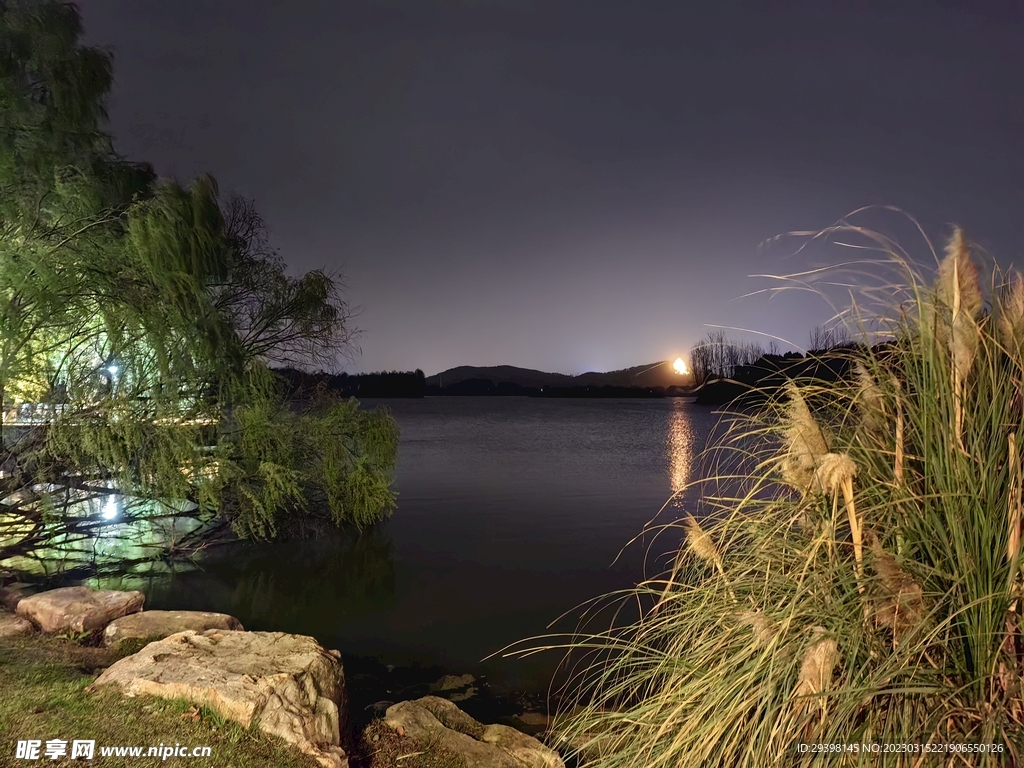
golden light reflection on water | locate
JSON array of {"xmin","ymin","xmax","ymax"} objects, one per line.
[{"xmin": 668, "ymin": 398, "xmax": 694, "ymax": 498}]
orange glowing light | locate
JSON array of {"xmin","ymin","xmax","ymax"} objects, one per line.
[{"xmin": 673, "ymin": 357, "xmax": 689, "ymax": 375}]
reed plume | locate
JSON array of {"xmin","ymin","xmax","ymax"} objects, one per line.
[
  {"xmin": 866, "ymin": 533, "xmax": 925, "ymax": 646},
  {"xmin": 735, "ymin": 609, "xmax": 777, "ymax": 646},
  {"xmin": 997, "ymin": 274, "xmax": 1024, "ymax": 360},
  {"xmin": 683, "ymin": 513, "xmax": 736, "ymax": 603},
  {"xmin": 780, "ymin": 382, "xmax": 828, "ymax": 495},
  {"xmin": 813, "ymin": 452, "xmax": 862, "ymax": 580},
  {"xmin": 792, "ymin": 627, "xmax": 839, "ymax": 718},
  {"xmin": 854, "ymin": 361, "xmax": 886, "ymax": 434},
  {"xmin": 935, "ymin": 229, "xmax": 982, "ymax": 443},
  {"xmin": 684, "ymin": 513, "xmax": 720, "ymax": 564},
  {"xmin": 935, "ymin": 228, "xmax": 983, "ymax": 324},
  {"xmin": 812, "ymin": 453, "xmax": 857, "ymax": 496}
]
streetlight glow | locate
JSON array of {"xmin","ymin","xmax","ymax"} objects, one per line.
[{"xmin": 101, "ymin": 496, "xmax": 119, "ymax": 520}]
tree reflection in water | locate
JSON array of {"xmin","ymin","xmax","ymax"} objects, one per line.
[{"xmin": 98, "ymin": 525, "xmax": 397, "ymax": 637}]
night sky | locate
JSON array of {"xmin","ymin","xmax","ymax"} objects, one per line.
[{"xmin": 79, "ymin": 1, "xmax": 1023, "ymax": 375}]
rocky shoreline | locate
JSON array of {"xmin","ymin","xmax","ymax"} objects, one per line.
[{"xmin": 1, "ymin": 584, "xmax": 565, "ymax": 768}]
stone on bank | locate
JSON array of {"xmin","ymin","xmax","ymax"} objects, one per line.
[
  {"xmin": 95, "ymin": 629, "xmax": 348, "ymax": 768},
  {"xmin": 16, "ymin": 586, "xmax": 144, "ymax": 633},
  {"xmin": 0, "ymin": 611, "xmax": 33, "ymax": 637},
  {"xmin": 384, "ymin": 696, "xmax": 564, "ymax": 768},
  {"xmin": 103, "ymin": 609, "xmax": 243, "ymax": 649}
]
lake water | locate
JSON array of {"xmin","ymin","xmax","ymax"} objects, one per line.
[{"xmin": 116, "ymin": 397, "xmax": 724, "ymax": 692}]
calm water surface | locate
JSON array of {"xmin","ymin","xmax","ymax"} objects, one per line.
[{"xmin": 130, "ymin": 397, "xmax": 723, "ymax": 690}]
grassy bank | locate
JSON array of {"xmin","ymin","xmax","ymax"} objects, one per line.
[
  {"xmin": 0, "ymin": 627, "xmax": 559, "ymax": 768},
  {"xmin": 0, "ymin": 630, "xmax": 318, "ymax": 767}
]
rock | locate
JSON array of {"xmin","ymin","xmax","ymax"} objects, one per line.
[
  {"xmin": 430, "ymin": 673, "xmax": 478, "ymax": 702},
  {"xmin": 365, "ymin": 700, "xmax": 394, "ymax": 716},
  {"xmin": 431, "ymin": 672, "xmax": 476, "ymax": 692},
  {"xmin": 95, "ymin": 630, "xmax": 347, "ymax": 768},
  {"xmin": 0, "ymin": 583, "xmax": 30, "ymax": 612},
  {"xmin": 516, "ymin": 712, "xmax": 553, "ymax": 728},
  {"xmin": 385, "ymin": 696, "xmax": 564, "ymax": 768},
  {"xmin": 482, "ymin": 723, "xmax": 563, "ymax": 768},
  {"xmin": 0, "ymin": 612, "xmax": 33, "ymax": 637},
  {"xmin": 16, "ymin": 586, "xmax": 144, "ymax": 633},
  {"xmin": 432, "ymin": 671, "xmax": 479, "ymax": 704},
  {"xmin": 103, "ymin": 610, "xmax": 243, "ymax": 649}
]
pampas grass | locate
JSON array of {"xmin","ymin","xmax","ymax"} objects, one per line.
[
  {"xmin": 937, "ymin": 228, "xmax": 983, "ymax": 445},
  {"xmin": 893, "ymin": 376, "xmax": 905, "ymax": 487},
  {"xmin": 792, "ymin": 627, "xmax": 840, "ymax": 719},
  {"xmin": 813, "ymin": 451, "xmax": 863, "ymax": 583},
  {"xmin": 865, "ymin": 532, "xmax": 925, "ymax": 647},
  {"xmin": 736, "ymin": 609, "xmax": 777, "ymax": 645},
  {"xmin": 781, "ymin": 381, "xmax": 829, "ymax": 495},
  {"xmin": 505, "ymin": 226, "xmax": 1024, "ymax": 767},
  {"xmin": 854, "ymin": 361, "xmax": 886, "ymax": 434},
  {"xmin": 1008, "ymin": 432, "xmax": 1022, "ymax": 594},
  {"xmin": 997, "ymin": 275, "xmax": 1024, "ymax": 360},
  {"xmin": 683, "ymin": 512, "xmax": 721, "ymax": 566}
]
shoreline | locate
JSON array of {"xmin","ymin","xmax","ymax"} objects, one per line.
[{"xmin": 0, "ymin": 586, "xmax": 562, "ymax": 768}]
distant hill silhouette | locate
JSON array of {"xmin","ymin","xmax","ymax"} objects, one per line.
[
  {"xmin": 427, "ymin": 361, "xmax": 693, "ymax": 392},
  {"xmin": 268, "ymin": 362, "xmax": 695, "ymax": 400},
  {"xmin": 426, "ymin": 365, "xmax": 576, "ymax": 390}
]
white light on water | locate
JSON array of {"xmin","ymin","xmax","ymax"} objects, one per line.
[{"xmin": 101, "ymin": 496, "xmax": 119, "ymax": 521}]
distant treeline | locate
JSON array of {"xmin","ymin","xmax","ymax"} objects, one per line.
[
  {"xmin": 424, "ymin": 379, "xmax": 684, "ymax": 398},
  {"xmin": 688, "ymin": 326, "xmax": 853, "ymax": 387},
  {"xmin": 273, "ymin": 368, "xmax": 427, "ymax": 398},
  {"xmin": 693, "ymin": 343, "xmax": 889, "ymax": 405},
  {"xmin": 687, "ymin": 326, "xmax": 881, "ymax": 405},
  {"xmin": 271, "ymin": 368, "xmax": 690, "ymax": 399}
]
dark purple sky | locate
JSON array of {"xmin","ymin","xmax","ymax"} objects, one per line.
[{"xmin": 79, "ymin": 1, "xmax": 1023, "ymax": 375}]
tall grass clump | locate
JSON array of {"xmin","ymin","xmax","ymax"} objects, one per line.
[{"xmin": 519, "ymin": 228, "xmax": 1024, "ymax": 766}]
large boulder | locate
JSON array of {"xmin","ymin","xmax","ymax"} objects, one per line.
[
  {"xmin": 16, "ymin": 586, "xmax": 144, "ymax": 633},
  {"xmin": 103, "ymin": 610, "xmax": 243, "ymax": 650},
  {"xmin": 95, "ymin": 629, "xmax": 347, "ymax": 768},
  {"xmin": 384, "ymin": 696, "xmax": 564, "ymax": 768}
]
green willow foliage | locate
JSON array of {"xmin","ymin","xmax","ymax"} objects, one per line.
[{"xmin": 0, "ymin": 1, "xmax": 397, "ymax": 565}]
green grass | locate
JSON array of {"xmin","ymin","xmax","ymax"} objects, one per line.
[
  {"xmin": 513, "ymin": 228, "xmax": 1024, "ymax": 766},
  {"xmin": 0, "ymin": 629, "xmax": 319, "ymax": 767}
]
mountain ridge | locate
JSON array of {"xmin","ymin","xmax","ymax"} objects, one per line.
[{"xmin": 427, "ymin": 361, "xmax": 691, "ymax": 390}]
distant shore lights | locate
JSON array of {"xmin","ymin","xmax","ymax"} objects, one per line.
[{"xmin": 673, "ymin": 357, "xmax": 689, "ymax": 375}]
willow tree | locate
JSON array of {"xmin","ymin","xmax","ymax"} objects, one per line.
[{"xmin": 0, "ymin": 1, "xmax": 397, "ymax": 573}]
